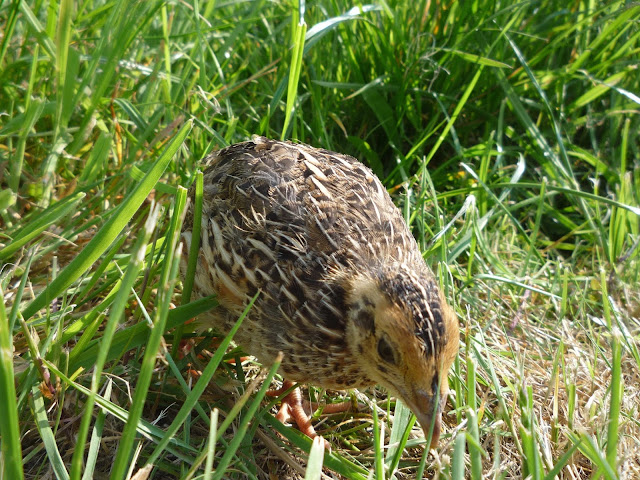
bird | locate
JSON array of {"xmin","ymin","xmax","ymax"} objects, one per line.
[{"xmin": 180, "ymin": 136, "xmax": 459, "ymax": 448}]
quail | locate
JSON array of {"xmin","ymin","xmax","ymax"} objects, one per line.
[{"xmin": 180, "ymin": 136, "xmax": 459, "ymax": 447}]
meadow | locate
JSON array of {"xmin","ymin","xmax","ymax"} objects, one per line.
[{"xmin": 1, "ymin": 0, "xmax": 639, "ymax": 478}]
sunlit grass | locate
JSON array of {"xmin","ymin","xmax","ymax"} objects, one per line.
[{"xmin": 1, "ymin": 0, "xmax": 639, "ymax": 478}]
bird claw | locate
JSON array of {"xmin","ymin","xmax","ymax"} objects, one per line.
[{"xmin": 275, "ymin": 398, "xmax": 293, "ymax": 424}]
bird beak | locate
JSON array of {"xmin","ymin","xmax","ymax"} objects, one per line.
[{"xmin": 405, "ymin": 389, "xmax": 443, "ymax": 449}]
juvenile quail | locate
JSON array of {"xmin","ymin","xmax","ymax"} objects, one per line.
[{"xmin": 180, "ymin": 136, "xmax": 459, "ymax": 447}]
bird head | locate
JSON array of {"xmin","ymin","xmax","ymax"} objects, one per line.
[{"xmin": 344, "ymin": 266, "xmax": 459, "ymax": 448}]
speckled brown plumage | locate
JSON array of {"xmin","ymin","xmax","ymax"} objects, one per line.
[{"xmin": 180, "ymin": 136, "xmax": 459, "ymax": 446}]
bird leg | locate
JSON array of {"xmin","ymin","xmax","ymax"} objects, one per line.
[
  {"xmin": 268, "ymin": 380, "xmax": 354, "ymax": 451},
  {"xmin": 267, "ymin": 380, "xmax": 318, "ymax": 438}
]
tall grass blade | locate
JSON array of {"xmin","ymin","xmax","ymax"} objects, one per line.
[
  {"xmin": 81, "ymin": 380, "xmax": 113, "ymax": 480},
  {"xmin": 144, "ymin": 292, "xmax": 257, "ymax": 466},
  {"xmin": 212, "ymin": 354, "xmax": 283, "ymax": 480},
  {"xmin": 0, "ymin": 285, "xmax": 24, "ymax": 480},
  {"xmin": 109, "ymin": 188, "xmax": 188, "ymax": 480},
  {"xmin": 451, "ymin": 432, "xmax": 466, "ymax": 480},
  {"xmin": 385, "ymin": 399, "xmax": 415, "ymax": 476},
  {"xmin": 21, "ymin": 121, "xmax": 192, "ymax": 321},
  {"xmin": 606, "ymin": 328, "xmax": 623, "ymax": 471},
  {"xmin": 203, "ymin": 409, "xmax": 219, "ymax": 480},
  {"xmin": 70, "ymin": 204, "xmax": 161, "ymax": 480},
  {"xmin": 304, "ymin": 436, "xmax": 325, "ymax": 480},
  {"xmin": 281, "ymin": 15, "xmax": 307, "ymax": 140},
  {"xmin": 32, "ymin": 386, "xmax": 69, "ymax": 480},
  {"xmin": 0, "ymin": 192, "xmax": 85, "ymax": 261}
]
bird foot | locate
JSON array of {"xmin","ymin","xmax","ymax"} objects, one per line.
[{"xmin": 267, "ymin": 380, "xmax": 333, "ymax": 450}]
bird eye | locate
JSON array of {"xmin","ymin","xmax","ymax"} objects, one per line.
[{"xmin": 377, "ymin": 336, "xmax": 396, "ymax": 364}]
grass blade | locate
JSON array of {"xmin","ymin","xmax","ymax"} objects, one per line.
[
  {"xmin": 32, "ymin": 386, "xmax": 69, "ymax": 480},
  {"xmin": 385, "ymin": 399, "xmax": 414, "ymax": 476},
  {"xmin": 109, "ymin": 188, "xmax": 188, "ymax": 480},
  {"xmin": 21, "ymin": 120, "xmax": 192, "ymax": 321},
  {"xmin": 606, "ymin": 328, "xmax": 623, "ymax": 471},
  {"xmin": 281, "ymin": 14, "xmax": 307, "ymax": 140},
  {"xmin": 81, "ymin": 380, "xmax": 113, "ymax": 480},
  {"xmin": 212, "ymin": 354, "xmax": 284, "ymax": 480},
  {"xmin": 304, "ymin": 436, "xmax": 326, "ymax": 480},
  {"xmin": 70, "ymin": 204, "xmax": 161, "ymax": 480},
  {"xmin": 0, "ymin": 285, "xmax": 24, "ymax": 480},
  {"xmin": 451, "ymin": 432, "xmax": 466, "ymax": 480},
  {"xmin": 203, "ymin": 409, "xmax": 219, "ymax": 480},
  {"xmin": 144, "ymin": 293, "xmax": 257, "ymax": 466},
  {"xmin": 0, "ymin": 192, "xmax": 85, "ymax": 261}
]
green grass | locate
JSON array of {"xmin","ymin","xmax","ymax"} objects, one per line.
[{"xmin": 1, "ymin": 0, "xmax": 639, "ymax": 478}]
